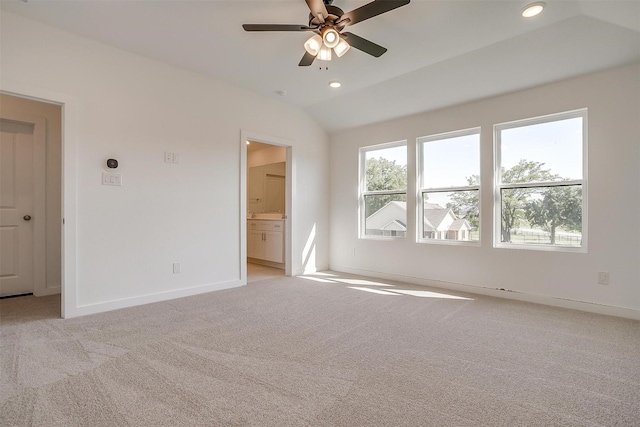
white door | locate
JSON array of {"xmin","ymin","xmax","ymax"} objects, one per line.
[{"xmin": 0, "ymin": 119, "xmax": 38, "ymax": 296}]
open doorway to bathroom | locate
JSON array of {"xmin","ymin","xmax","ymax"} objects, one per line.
[
  {"xmin": 245, "ymin": 140, "xmax": 288, "ymax": 283},
  {"xmin": 0, "ymin": 92, "xmax": 63, "ymax": 314}
]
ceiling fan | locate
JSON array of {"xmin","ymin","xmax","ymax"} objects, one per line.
[{"xmin": 242, "ymin": 0, "xmax": 410, "ymax": 66}]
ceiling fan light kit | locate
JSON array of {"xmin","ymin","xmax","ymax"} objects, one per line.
[
  {"xmin": 318, "ymin": 45, "xmax": 333, "ymax": 61},
  {"xmin": 304, "ymin": 34, "xmax": 323, "ymax": 56},
  {"xmin": 333, "ymin": 38, "xmax": 350, "ymax": 57},
  {"xmin": 322, "ymin": 27, "xmax": 340, "ymax": 48},
  {"xmin": 243, "ymin": 0, "xmax": 411, "ymax": 66}
]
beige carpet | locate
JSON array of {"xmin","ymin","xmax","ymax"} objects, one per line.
[{"xmin": 1, "ymin": 271, "xmax": 639, "ymax": 426}]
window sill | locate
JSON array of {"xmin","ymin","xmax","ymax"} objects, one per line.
[
  {"xmin": 494, "ymin": 242, "xmax": 587, "ymax": 253},
  {"xmin": 417, "ymin": 239, "xmax": 481, "ymax": 247}
]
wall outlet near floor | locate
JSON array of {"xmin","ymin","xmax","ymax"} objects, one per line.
[
  {"xmin": 597, "ymin": 271, "xmax": 609, "ymax": 285},
  {"xmin": 164, "ymin": 151, "xmax": 180, "ymax": 164},
  {"xmin": 173, "ymin": 262, "xmax": 181, "ymax": 274}
]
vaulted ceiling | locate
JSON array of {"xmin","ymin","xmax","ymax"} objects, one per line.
[{"xmin": 2, "ymin": 1, "xmax": 639, "ymax": 133}]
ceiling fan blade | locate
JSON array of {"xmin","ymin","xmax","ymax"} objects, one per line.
[
  {"xmin": 341, "ymin": 32, "xmax": 387, "ymax": 57},
  {"xmin": 341, "ymin": 0, "xmax": 410, "ymax": 26},
  {"xmin": 305, "ymin": 0, "xmax": 329, "ymax": 23},
  {"xmin": 299, "ymin": 51, "xmax": 316, "ymax": 67},
  {"xmin": 242, "ymin": 24, "xmax": 313, "ymax": 32}
]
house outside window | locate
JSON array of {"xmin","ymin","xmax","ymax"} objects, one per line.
[
  {"xmin": 494, "ymin": 109, "xmax": 587, "ymax": 251},
  {"xmin": 359, "ymin": 141, "xmax": 407, "ymax": 239},
  {"xmin": 417, "ymin": 128, "xmax": 481, "ymax": 244}
]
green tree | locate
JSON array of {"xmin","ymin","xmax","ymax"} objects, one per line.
[
  {"xmin": 525, "ymin": 186, "xmax": 582, "ymax": 245},
  {"xmin": 446, "ymin": 160, "xmax": 580, "ymax": 243},
  {"xmin": 446, "ymin": 175, "xmax": 480, "ymax": 229},
  {"xmin": 500, "ymin": 160, "xmax": 560, "ymax": 243},
  {"xmin": 365, "ymin": 157, "xmax": 406, "ymax": 216}
]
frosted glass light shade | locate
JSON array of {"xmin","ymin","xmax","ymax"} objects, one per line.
[
  {"xmin": 322, "ymin": 28, "xmax": 340, "ymax": 49},
  {"xmin": 334, "ymin": 39, "xmax": 350, "ymax": 57},
  {"xmin": 317, "ymin": 45, "xmax": 332, "ymax": 61},
  {"xmin": 304, "ymin": 34, "xmax": 323, "ymax": 56}
]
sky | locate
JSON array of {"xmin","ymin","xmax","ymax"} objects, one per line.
[
  {"xmin": 500, "ymin": 116, "xmax": 583, "ymax": 181},
  {"xmin": 421, "ymin": 133, "xmax": 480, "ymax": 188},
  {"xmin": 367, "ymin": 115, "xmax": 583, "ymax": 192}
]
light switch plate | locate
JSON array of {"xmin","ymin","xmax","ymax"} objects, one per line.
[{"xmin": 102, "ymin": 172, "xmax": 122, "ymax": 186}]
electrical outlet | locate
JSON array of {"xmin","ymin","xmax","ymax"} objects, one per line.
[
  {"xmin": 597, "ymin": 271, "xmax": 609, "ymax": 285},
  {"xmin": 164, "ymin": 151, "xmax": 174, "ymax": 163},
  {"xmin": 173, "ymin": 262, "xmax": 181, "ymax": 274}
]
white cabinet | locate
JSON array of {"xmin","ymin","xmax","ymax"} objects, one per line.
[
  {"xmin": 247, "ymin": 220, "xmax": 284, "ymax": 264},
  {"xmin": 263, "ymin": 230, "xmax": 283, "ymax": 263},
  {"xmin": 247, "ymin": 229, "xmax": 265, "ymax": 259}
]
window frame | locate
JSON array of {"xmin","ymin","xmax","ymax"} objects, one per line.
[
  {"xmin": 416, "ymin": 127, "xmax": 481, "ymax": 246},
  {"xmin": 359, "ymin": 140, "xmax": 408, "ymax": 240},
  {"xmin": 493, "ymin": 109, "xmax": 588, "ymax": 252}
]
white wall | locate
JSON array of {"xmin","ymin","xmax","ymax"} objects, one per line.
[
  {"xmin": 330, "ymin": 64, "xmax": 640, "ymax": 319},
  {"xmin": 1, "ymin": 12, "xmax": 330, "ymax": 317}
]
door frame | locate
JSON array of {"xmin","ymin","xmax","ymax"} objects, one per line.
[
  {"xmin": 0, "ymin": 110, "xmax": 46, "ymax": 296},
  {"xmin": 240, "ymin": 130, "xmax": 293, "ymax": 283},
  {"xmin": 1, "ymin": 81, "xmax": 79, "ymax": 318}
]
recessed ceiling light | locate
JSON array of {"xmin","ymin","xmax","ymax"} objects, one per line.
[
  {"xmin": 329, "ymin": 81, "xmax": 341, "ymax": 88},
  {"xmin": 246, "ymin": 141, "xmax": 250, "ymax": 145},
  {"xmin": 521, "ymin": 2, "xmax": 545, "ymax": 18},
  {"xmin": 275, "ymin": 90, "xmax": 287, "ymax": 97}
]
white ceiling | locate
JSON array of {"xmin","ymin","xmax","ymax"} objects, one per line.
[{"xmin": 2, "ymin": 0, "xmax": 639, "ymax": 133}]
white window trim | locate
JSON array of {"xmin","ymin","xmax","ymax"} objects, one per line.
[
  {"xmin": 493, "ymin": 109, "xmax": 588, "ymax": 252},
  {"xmin": 416, "ymin": 127, "xmax": 481, "ymax": 246},
  {"xmin": 359, "ymin": 140, "xmax": 407, "ymax": 240}
]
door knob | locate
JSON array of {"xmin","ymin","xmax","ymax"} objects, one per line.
[{"xmin": 23, "ymin": 215, "xmax": 32, "ymax": 221}]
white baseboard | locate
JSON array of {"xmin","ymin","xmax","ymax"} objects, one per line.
[
  {"xmin": 65, "ymin": 280, "xmax": 244, "ymax": 319},
  {"xmin": 293, "ymin": 264, "xmax": 329, "ymax": 277},
  {"xmin": 329, "ymin": 266, "xmax": 640, "ymax": 321}
]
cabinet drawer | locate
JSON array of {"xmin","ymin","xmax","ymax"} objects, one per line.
[
  {"xmin": 248, "ymin": 220, "xmax": 284, "ymax": 231},
  {"xmin": 269, "ymin": 221, "xmax": 284, "ymax": 232}
]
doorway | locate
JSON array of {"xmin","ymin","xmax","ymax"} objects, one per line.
[
  {"xmin": 0, "ymin": 93, "xmax": 63, "ymax": 301},
  {"xmin": 240, "ymin": 131, "xmax": 293, "ymax": 284}
]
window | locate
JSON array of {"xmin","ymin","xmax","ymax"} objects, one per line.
[
  {"xmin": 417, "ymin": 129, "xmax": 480, "ymax": 243},
  {"xmin": 359, "ymin": 141, "xmax": 407, "ymax": 238},
  {"xmin": 494, "ymin": 109, "xmax": 586, "ymax": 250}
]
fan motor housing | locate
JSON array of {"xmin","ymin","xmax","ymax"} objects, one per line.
[{"xmin": 309, "ymin": 5, "xmax": 344, "ymax": 26}]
